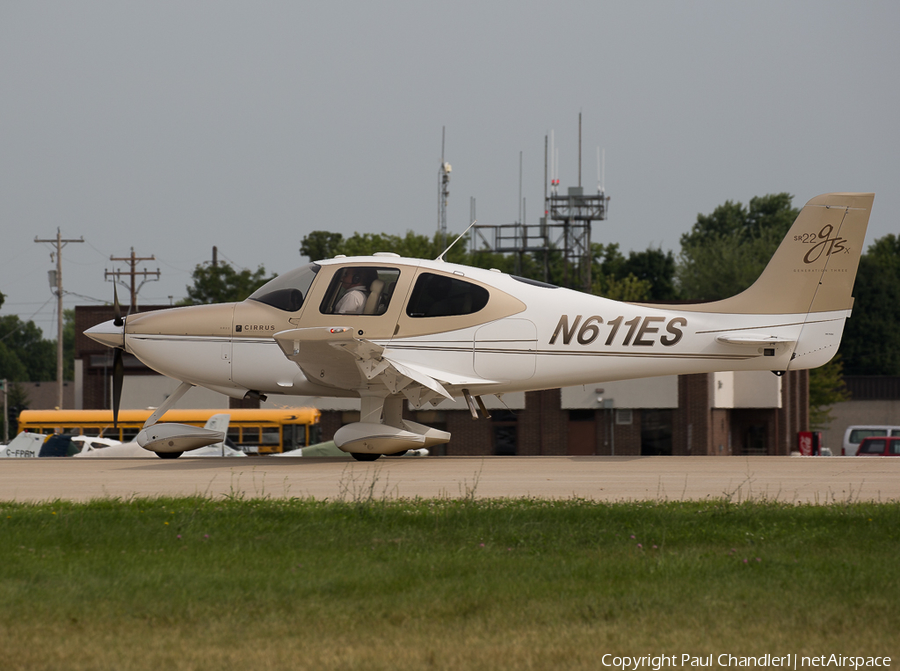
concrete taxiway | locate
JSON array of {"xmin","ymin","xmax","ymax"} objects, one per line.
[{"xmin": 1, "ymin": 456, "xmax": 898, "ymax": 503}]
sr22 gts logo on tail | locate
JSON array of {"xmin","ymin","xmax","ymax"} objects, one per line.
[
  {"xmin": 550, "ymin": 315, "xmax": 687, "ymax": 347},
  {"xmin": 796, "ymin": 224, "xmax": 850, "ymax": 264}
]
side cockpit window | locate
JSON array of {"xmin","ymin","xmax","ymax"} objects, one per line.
[
  {"xmin": 320, "ymin": 267, "xmax": 401, "ymax": 316},
  {"xmin": 406, "ymin": 272, "xmax": 489, "ymax": 318},
  {"xmin": 249, "ymin": 263, "xmax": 319, "ymax": 312}
]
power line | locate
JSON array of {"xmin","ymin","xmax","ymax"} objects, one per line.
[{"xmin": 105, "ymin": 247, "xmax": 160, "ymax": 309}]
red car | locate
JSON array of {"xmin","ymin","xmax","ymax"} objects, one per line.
[{"xmin": 856, "ymin": 436, "xmax": 900, "ymax": 456}]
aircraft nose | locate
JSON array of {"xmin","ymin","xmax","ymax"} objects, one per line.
[{"xmin": 85, "ymin": 319, "xmax": 125, "ymax": 349}]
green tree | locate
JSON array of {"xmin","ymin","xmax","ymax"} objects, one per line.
[
  {"xmin": 677, "ymin": 193, "xmax": 798, "ymax": 300},
  {"xmin": 300, "ymin": 231, "xmax": 344, "ymax": 262},
  {"xmin": 809, "ymin": 356, "xmax": 851, "ymax": 430},
  {"xmin": 0, "ymin": 315, "xmax": 56, "ymax": 382},
  {"xmin": 620, "ymin": 247, "xmax": 678, "ymax": 301},
  {"xmin": 300, "ymin": 230, "xmax": 470, "ymax": 265},
  {"xmin": 469, "ymin": 249, "xmax": 519, "ymax": 275},
  {"xmin": 300, "ymin": 229, "xmax": 677, "ymax": 300},
  {"xmin": 593, "ymin": 273, "xmax": 653, "ymax": 302},
  {"xmin": 0, "ymin": 341, "xmax": 28, "ymax": 382},
  {"xmin": 840, "ymin": 234, "xmax": 900, "ymax": 375},
  {"xmin": 182, "ymin": 262, "xmax": 274, "ymax": 305},
  {"xmin": 2, "ymin": 380, "xmax": 30, "ymax": 437},
  {"xmin": 592, "ymin": 242, "xmax": 627, "ymax": 279},
  {"xmin": 586, "ymin": 243, "xmax": 681, "ymax": 302},
  {"xmin": 590, "ymin": 243, "xmax": 652, "ymax": 301}
]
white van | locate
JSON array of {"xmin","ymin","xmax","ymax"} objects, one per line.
[{"xmin": 842, "ymin": 426, "xmax": 900, "ymax": 456}]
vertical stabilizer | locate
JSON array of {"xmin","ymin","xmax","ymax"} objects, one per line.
[
  {"xmin": 202, "ymin": 413, "xmax": 231, "ymax": 450},
  {"xmin": 680, "ymin": 193, "xmax": 874, "ymax": 315}
]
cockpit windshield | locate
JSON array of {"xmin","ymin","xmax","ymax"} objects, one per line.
[{"xmin": 248, "ymin": 263, "xmax": 320, "ymax": 312}]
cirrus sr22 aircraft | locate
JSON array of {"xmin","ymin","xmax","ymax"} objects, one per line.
[{"xmin": 86, "ymin": 192, "xmax": 873, "ymax": 460}]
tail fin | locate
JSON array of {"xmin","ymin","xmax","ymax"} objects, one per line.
[
  {"xmin": 203, "ymin": 413, "xmax": 231, "ymax": 448},
  {"xmin": 682, "ymin": 193, "xmax": 874, "ymax": 315}
]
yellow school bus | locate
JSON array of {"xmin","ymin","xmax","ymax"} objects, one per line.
[{"xmin": 16, "ymin": 408, "xmax": 321, "ymax": 454}]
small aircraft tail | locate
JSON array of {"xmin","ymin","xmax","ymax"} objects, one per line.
[
  {"xmin": 203, "ymin": 413, "xmax": 231, "ymax": 435},
  {"xmin": 683, "ymin": 192, "xmax": 874, "ymax": 316},
  {"xmin": 0, "ymin": 432, "xmax": 46, "ymax": 458},
  {"xmin": 202, "ymin": 414, "xmax": 231, "ymax": 451}
]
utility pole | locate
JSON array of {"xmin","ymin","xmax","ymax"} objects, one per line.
[
  {"xmin": 105, "ymin": 248, "xmax": 160, "ymax": 310},
  {"xmin": 34, "ymin": 228, "xmax": 83, "ymax": 409}
]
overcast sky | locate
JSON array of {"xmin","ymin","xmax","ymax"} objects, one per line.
[{"xmin": 2, "ymin": 1, "xmax": 898, "ymax": 337}]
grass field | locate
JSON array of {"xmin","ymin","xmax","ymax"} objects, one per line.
[{"xmin": 1, "ymin": 495, "xmax": 898, "ymax": 670}]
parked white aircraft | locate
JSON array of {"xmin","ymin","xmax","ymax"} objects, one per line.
[
  {"xmin": 73, "ymin": 414, "xmax": 242, "ymax": 458},
  {"xmin": 86, "ymin": 193, "xmax": 874, "ymax": 460},
  {"xmin": 0, "ymin": 432, "xmax": 46, "ymax": 458},
  {"xmin": 0, "ymin": 416, "xmax": 237, "ymax": 458}
]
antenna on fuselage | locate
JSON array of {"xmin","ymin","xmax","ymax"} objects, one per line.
[{"xmin": 435, "ymin": 218, "xmax": 477, "ymax": 262}]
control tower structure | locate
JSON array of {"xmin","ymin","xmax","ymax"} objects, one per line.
[{"xmin": 470, "ymin": 120, "xmax": 609, "ymax": 292}]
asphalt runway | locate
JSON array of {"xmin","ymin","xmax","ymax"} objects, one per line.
[{"xmin": 1, "ymin": 455, "xmax": 898, "ymax": 504}]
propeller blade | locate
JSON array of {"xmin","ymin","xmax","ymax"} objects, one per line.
[
  {"xmin": 113, "ymin": 284, "xmax": 123, "ymax": 327},
  {"xmin": 112, "ymin": 348, "xmax": 124, "ymax": 429}
]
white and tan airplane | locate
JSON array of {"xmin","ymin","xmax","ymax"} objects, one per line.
[{"xmin": 86, "ymin": 192, "xmax": 873, "ymax": 460}]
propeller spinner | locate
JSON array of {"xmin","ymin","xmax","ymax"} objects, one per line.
[{"xmin": 84, "ymin": 286, "xmax": 127, "ymax": 427}]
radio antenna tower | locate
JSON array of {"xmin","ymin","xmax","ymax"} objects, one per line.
[
  {"xmin": 438, "ymin": 126, "xmax": 451, "ymax": 249},
  {"xmin": 470, "ymin": 114, "xmax": 609, "ymax": 291}
]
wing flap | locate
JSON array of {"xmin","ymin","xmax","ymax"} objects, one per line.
[
  {"xmin": 381, "ymin": 355, "xmax": 498, "ymax": 388},
  {"xmin": 273, "ymin": 327, "xmax": 494, "ymax": 405}
]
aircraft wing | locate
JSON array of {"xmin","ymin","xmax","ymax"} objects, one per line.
[{"xmin": 273, "ymin": 327, "xmax": 494, "ymax": 407}]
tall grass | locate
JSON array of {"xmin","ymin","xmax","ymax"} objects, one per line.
[{"xmin": 1, "ymin": 497, "xmax": 898, "ymax": 670}]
